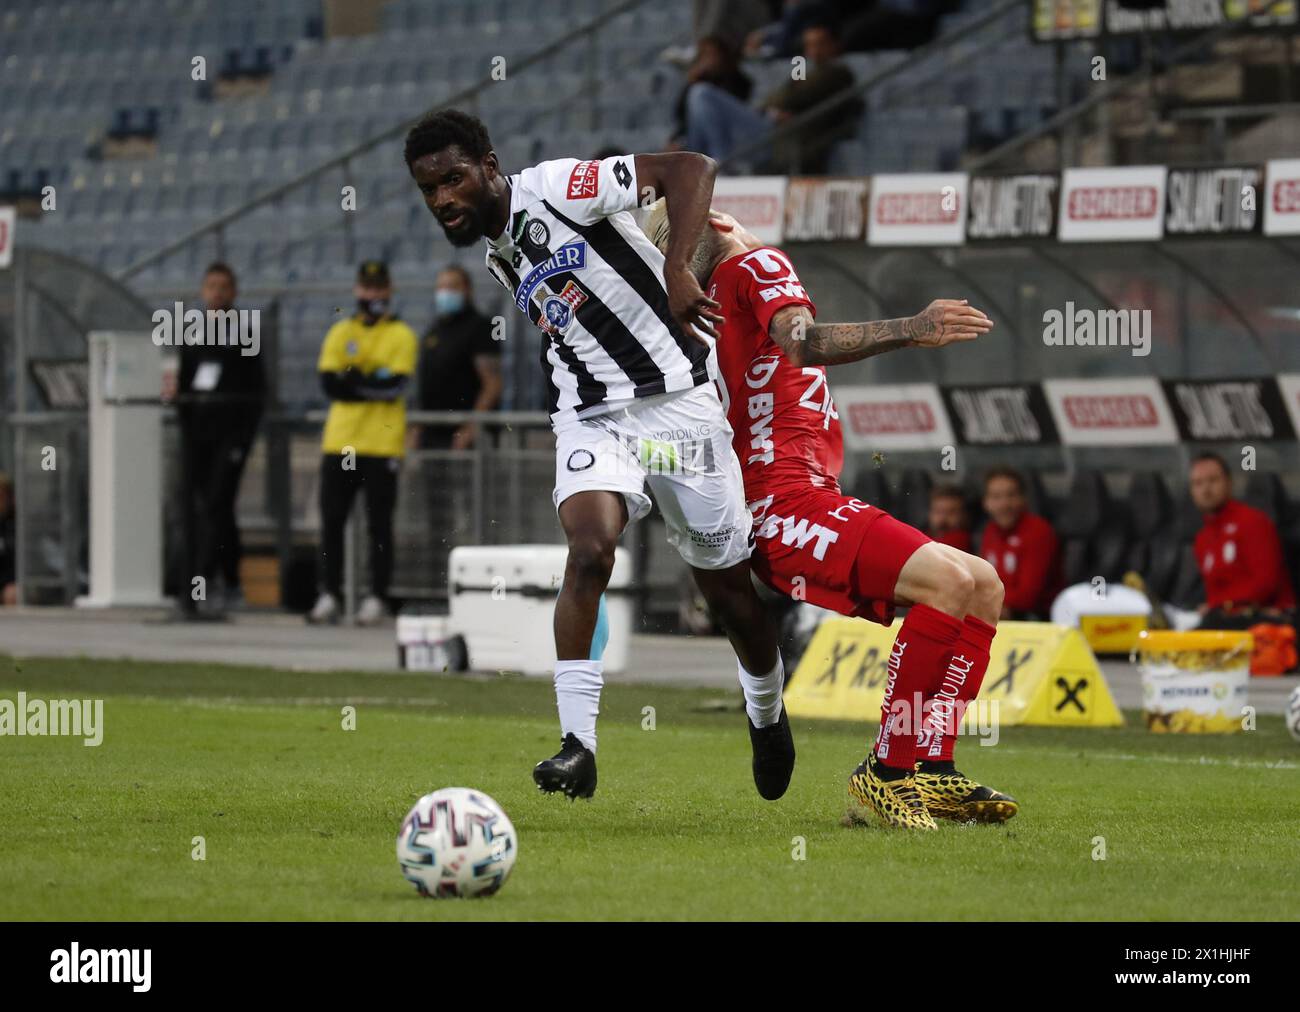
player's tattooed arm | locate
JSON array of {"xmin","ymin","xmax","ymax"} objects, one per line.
[{"xmin": 768, "ymin": 299, "xmax": 993, "ymax": 367}]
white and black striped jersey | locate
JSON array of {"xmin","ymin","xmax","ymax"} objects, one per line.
[{"xmin": 482, "ymin": 155, "xmax": 713, "ymax": 425}]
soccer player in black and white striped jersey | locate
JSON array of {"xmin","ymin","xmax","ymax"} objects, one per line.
[{"xmin": 406, "ymin": 110, "xmax": 793, "ymax": 802}]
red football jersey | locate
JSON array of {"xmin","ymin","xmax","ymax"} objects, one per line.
[{"xmin": 708, "ymin": 246, "xmax": 842, "ymax": 497}]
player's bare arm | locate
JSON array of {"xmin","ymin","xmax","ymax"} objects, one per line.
[
  {"xmin": 634, "ymin": 152, "xmax": 724, "ymax": 342},
  {"xmin": 768, "ymin": 299, "xmax": 994, "ymax": 368}
]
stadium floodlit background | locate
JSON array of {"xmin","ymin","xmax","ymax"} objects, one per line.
[{"xmin": 2, "ymin": 0, "xmax": 1300, "ymax": 623}]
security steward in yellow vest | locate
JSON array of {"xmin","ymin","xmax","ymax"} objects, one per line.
[{"xmin": 309, "ymin": 260, "xmax": 417, "ymax": 625}]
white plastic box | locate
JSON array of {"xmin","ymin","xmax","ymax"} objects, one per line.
[
  {"xmin": 396, "ymin": 614, "xmax": 468, "ymax": 671},
  {"xmin": 448, "ymin": 545, "xmax": 632, "ymax": 676}
]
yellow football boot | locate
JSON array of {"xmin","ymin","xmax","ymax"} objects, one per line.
[
  {"xmin": 913, "ymin": 764, "xmax": 1018, "ymax": 823},
  {"xmin": 848, "ymin": 753, "xmax": 938, "ymax": 830}
]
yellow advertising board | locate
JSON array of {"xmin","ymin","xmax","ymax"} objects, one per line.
[{"xmin": 785, "ymin": 619, "xmax": 1124, "ymax": 728}]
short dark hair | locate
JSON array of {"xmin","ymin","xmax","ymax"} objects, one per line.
[
  {"xmin": 930, "ymin": 482, "xmax": 965, "ymax": 504},
  {"xmin": 1191, "ymin": 452, "xmax": 1230, "ymax": 476},
  {"xmin": 438, "ymin": 264, "xmax": 473, "ymax": 290},
  {"xmin": 404, "ymin": 109, "xmax": 493, "ymax": 170},
  {"xmin": 204, "ymin": 261, "xmax": 236, "ymax": 285},
  {"xmin": 984, "ymin": 467, "xmax": 1025, "ymax": 494}
]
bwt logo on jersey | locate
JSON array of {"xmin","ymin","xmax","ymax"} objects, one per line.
[
  {"xmin": 754, "ymin": 509, "xmax": 840, "ymax": 560},
  {"xmin": 745, "ymin": 355, "xmax": 780, "ymax": 467},
  {"xmin": 516, "ymin": 242, "xmax": 587, "ymax": 311},
  {"xmin": 567, "ymin": 160, "xmax": 601, "ymax": 199},
  {"xmin": 540, "ymin": 281, "xmax": 588, "ymax": 335},
  {"xmin": 758, "ymin": 281, "xmax": 806, "ymax": 302}
]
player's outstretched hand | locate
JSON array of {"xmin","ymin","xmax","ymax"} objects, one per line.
[
  {"xmin": 665, "ymin": 266, "xmax": 724, "ymax": 344},
  {"xmin": 906, "ymin": 299, "xmax": 993, "ymax": 348}
]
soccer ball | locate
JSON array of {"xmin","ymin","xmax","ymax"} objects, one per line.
[
  {"xmin": 396, "ymin": 787, "xmax": 518, "ymax": 898},
  {"xmin": 1286, "ymin": 686, "xmax": 1300, "ymax": 743}
]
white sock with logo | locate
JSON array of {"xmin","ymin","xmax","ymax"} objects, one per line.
[
  {"xmin": 554, "ymin": 660, "xmax": 603, "ymax": 752},
  {"xmin": 737, "ymin": 653, "xmax": 785, "ymax": 728}
]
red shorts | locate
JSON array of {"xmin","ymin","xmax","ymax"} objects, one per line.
[{"xmin": 748, "ymin": 486, "xmax": 931, "ymax": 625}]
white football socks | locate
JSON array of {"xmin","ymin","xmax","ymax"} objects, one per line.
[
  {"xmin": 737, "ymin": 653, "xmax": 785, "ymax": 728},
  {"xmin": 554, "ymin": 659, "xmax": 603, "ymax": 753}
]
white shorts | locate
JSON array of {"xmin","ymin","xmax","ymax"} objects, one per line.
[{"xmin": 552, "ymin": 385, "xmax": 752, "ymax": 570}]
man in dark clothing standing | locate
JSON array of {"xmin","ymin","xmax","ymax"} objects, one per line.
[
  {"xmin": 164, "ymin": 262, "xmax": 265, "ymax": 613},
  {"xmin": 411, "ymin": 266, "xmax": 502, "ymax": 451}
]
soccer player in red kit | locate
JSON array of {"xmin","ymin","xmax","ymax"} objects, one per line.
[{"xmin": 646, "ymin": 203, "xmax": 1015, "ymax": 829}]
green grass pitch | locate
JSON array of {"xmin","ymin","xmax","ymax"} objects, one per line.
[{"xmin": 1, "ymin": 654, "xmax": 1297, "ymax": 921}]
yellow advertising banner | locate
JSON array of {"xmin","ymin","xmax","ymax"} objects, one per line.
[{"xmin": 785, "ymin": 619, "xmax": 1124, "ymax": 728}]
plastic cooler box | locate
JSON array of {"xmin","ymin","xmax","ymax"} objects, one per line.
[
  {"xmin": 449, "ymin": 545, "xmax": 632, "ymax": 676},
  {"xmin": 1135, "ymin": 629, "xmax": 1252, "ymax": 734}
]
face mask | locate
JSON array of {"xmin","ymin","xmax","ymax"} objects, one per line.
[
  {"xmin": 358, "ymin": 297, "xmax": 389, "ymax": 318},
  {"xmin": 434, "ymin": 289, "xmax": 466, "ymax": 316}
]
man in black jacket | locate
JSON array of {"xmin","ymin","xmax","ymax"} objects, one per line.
[{"xmin": 164, "ymin": 262, "xmax": 265, "ymax": 613}]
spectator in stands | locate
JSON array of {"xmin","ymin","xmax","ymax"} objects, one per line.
[
  {"xmin": 162, "ymin": 262, "xmax": 265, "ymax": 613},
  {"xmin": 309, "ymin": 261, "xmax": 417, "ymax": 627},
  {"xmin": 0, "ymin": 472, "xmax": 16, "ymax": 606},
  {"xmin": 685, "ymin": 16, "xmax": 862, "ymax": 172},
  {"xmin": 1189, "ymin": 453, "xmax": 1295, "ymax": 618},
  {"xmin": 980, "ymin": 467, "xmax": 1060, "ymax": 620},
  {"xmin": 927, "ymin": 482, "xmax": 971, "ymax": 552},
  {"xmin": 670, "ymin": 35, "xmax": 753, "ymax": 152},
  {"xmin": 411, "ymin": 266, "xmax": 503, "ymax": 451}
]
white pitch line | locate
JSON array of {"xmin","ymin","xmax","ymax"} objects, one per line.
[
  {"xmin": 128, "ymin": 695, "xmax": 448, "ymax": 709},
  {"xmin": 996, "ymin": 745, "xmax": 1298, "ymax": 771}
]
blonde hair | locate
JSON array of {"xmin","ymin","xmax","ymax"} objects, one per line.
[{"xmin": 642, "ymin": 199, "xmax": 728, "ymax": 286}]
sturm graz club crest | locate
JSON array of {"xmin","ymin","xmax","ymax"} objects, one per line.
[
  {"xmin": 527, "ymin": 219, "xmax": 550, "ymax": 247},
  {"xmin": 539, "ymin": 280, "xmax": 588, "ymax": 335},
  {"xmin": 543, "ymin": 296, "xmax": 573, "ymax": 333}
]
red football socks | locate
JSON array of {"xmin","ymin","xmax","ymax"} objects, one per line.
[
  {"xmin": 922, "ymin": 615, "xmax": 996, "ymax": 764},
  {"xmin": 874, "ymin": 604, "xmax": 964, "ymax": 770}
]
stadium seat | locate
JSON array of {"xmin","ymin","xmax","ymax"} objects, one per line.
[
  {"xmin": 1167, "ymin": 544, "xmax": 1206, "ymax": 610},
  {"xmin": 1126, "ymin": 471, "xmax": 1173, "ymax": 586},
  {"xmin": 1243, "ymin": 471, "xmax": 1288, "ymax": 524},
  {"xmin": 1056, "ymin": 471, "xmax": 1131, "ymax": 585},
  {"xmin": 1021, "ymin": 469, "xmax": 1053, "ymax": 522}
]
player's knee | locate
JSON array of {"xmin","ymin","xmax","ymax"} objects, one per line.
[
  {"xmin": 969, "ymin": 557, "xmax": 1004, "ymax": 616},
  {"xmin": 925, "ymin": 555, "xmax": 975, "ymax": 615},
  {"xmin": 948, "ymin": 561, "xmax": 978, "ymax": 612},
  {"xmin": 566, "ymin": 535, "xmax": 616, "ymax": 589}
]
